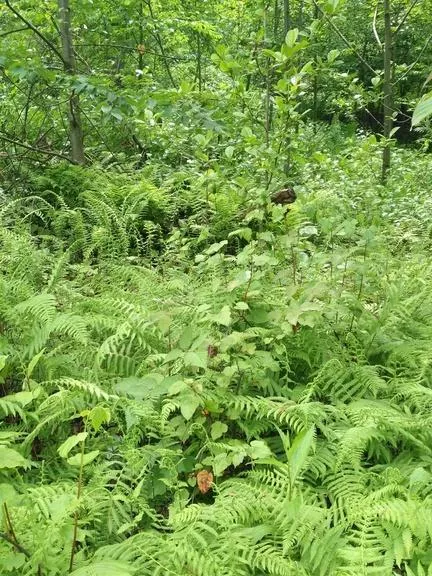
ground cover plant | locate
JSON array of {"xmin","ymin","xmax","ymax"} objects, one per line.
[{"xmin": 2, "ymin": 1, "xmax": 432, "ymax": 575}]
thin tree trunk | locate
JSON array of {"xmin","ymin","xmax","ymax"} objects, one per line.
[
  {"xmin": 58, "ymin": 0, "xmax": 85, "ymax": 164},
  {"xmin": 283, "ymin": 0, "xmax": 291, "ymax": 36},
  {"xmin": 382, "ymin": 0, "xmax": 392, "ymax": 182}
]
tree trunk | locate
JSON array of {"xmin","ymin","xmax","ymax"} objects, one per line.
[
  {"xmin": 382, "ymin": 0, "xmax": 392, "ymax": 182},
  {"xmin": 283, "ymin": 0, "xmax": 291, "ymax": 36},
  {"xmin": 58, "ymin": 0, "xmax": 85, "ymax": 165}
]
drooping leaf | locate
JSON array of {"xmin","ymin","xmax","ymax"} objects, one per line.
[
  {"xmin": 58, "ymin": 433, "xmax": 88, "ymax": 459},
  {"xmin": 412, "ymin": 93, "xmax": 432, "ymax": 126},
  {"xmin": 287, "ymin": 427, "xmax": 315, "ymax": 484},
  {"xmin": 0, "ymin": 446, "xmax": 31, "ymax": 469},
  {"xmin": 67, "ymin": 450, "xmax": 100, "ymax": 467}
]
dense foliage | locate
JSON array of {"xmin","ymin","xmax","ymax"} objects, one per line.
[{"xmin": 1, "ymin": 1, "xmax": 432, "ymax": 575}]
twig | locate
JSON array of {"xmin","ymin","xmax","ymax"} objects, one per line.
[
  {"xmin": 0, "ymin": 532, "xmax": 31, "ymax": 558},
  {"xmin": 393, "ymin": 33, "xmax": 432, "ymax": 86},
  {"xmin": 0, "ymin": 26, "xmax": 29, "ymax": 38},
  {"xmin": 372, "ymin": 3, "xmax": 383, "ymax": 49},
  {"xmin": 311, "ymin": 0, "xmax": 376, "ymax": 75},
  {"xmin": 394, "ymin": 0, "xmax": 421, "ymax": 35},
  {"xmin": 0, "ymin": 134, "xmax": 76, "ymax": 163},
  {"xmin": 4, "ymin": 0, "xmax": 65, "ymax": 64}
]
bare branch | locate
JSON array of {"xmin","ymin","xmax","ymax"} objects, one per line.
[
  {"xmin": 372, "ymin": 3, "xmax": 383, "ymax": 49},
  {"xmin": 311, "ymin": 0, "xmax": 376, "ymax": 75},
  {"xmin": 0, "ymin": 26, "xmax": 29, "ymax": 38},
  {"xmin": 0, "ymin": 133, "xmax": 77, "ymax": 163},
  {"xmin": 394, "ymin": 0, "xmax": 421, "ymax": 35},
  {"xmin": 0, "ymin": 532, "xmax": 31, "ymax": 558},
  {"xmin": 4, "ymin": 0, "xmax": 65, "ymax": 64}
]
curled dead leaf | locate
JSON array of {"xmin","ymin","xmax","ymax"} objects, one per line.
[{"xmin": 196, "ymin": 469, "xmax": 214, "ymax": 494}]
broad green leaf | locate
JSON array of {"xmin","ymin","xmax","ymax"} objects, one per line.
[
  {"xmin": 225, "ymin": 145, "xmax": 235, "ymax": 158},
  {"xmin": 287, "ymin": 427, "xmax": 315, "ymax": 484},
  {"xmin": 205, "ymin": 240, "xmax": 228, "ymax": 255},
  {"xmin": 285, "ymin": 28, "xmax": 299, "ymax": 48},
  {"xmin": 212, "ymin": 452, "xmax": 231, "ymax": 476},
  {"xmin": 184, "ymin": 351, "xmax": 207, "ymax": 369},
  {"xmin": 249, "ymin": 440, "xmax": 272, "ymax": 460},
  {"xmin": 0, "ymin": 446, "xmax": 31, "ymax": 469},
  {"xmin": 211, "ymin": 421, "xmax": 228, "ymax": 440},
  {"xmin": 164, "ymin": 348, "xmax": 184, "ymax": 363},
  {"xmin": 70, "ymin": 560, "xmax": 134, "ymax": 576},
  {"xmin": 114, "ymin": 374, "xmax": 166, "ymax": 400},
  {"xmin": 412, "ymin": 93, "xmax": 432, "ymax": 126},
  {"xmin": 58, "ymin": 432, "xmax": 88, "ymax": 459},
  {"xmin": 180, "ymin": 395, "xmax": 200, "ymax": 420},
  {"xmin": 212, "ymin": 305, "xmax": 232, "ymax": 326},
  {"xmin": 67, "ymin": 450, "xmax": 100, "ymax": 467}
]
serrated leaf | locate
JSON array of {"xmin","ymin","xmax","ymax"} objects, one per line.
[{"xmin": 89, "ymin": 406, "xmax": 111, "ymax": 432}]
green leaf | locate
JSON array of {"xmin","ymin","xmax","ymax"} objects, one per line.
[
  {"xmin": 285, "ymin": 28, "xmax": 299, "ymax": 48},
  {"xmin": 26, "ymin": 348, "xmax": 45, "ymax": 380},
  {"xmin": 287, "ymin": 427, "xmax": 315, "ymax": 484},
  {"xmin": 205, "ymin": 240, "xmax": 228, "ymax": 255},
  {"xmin": 212, "ymin": 305, "xmax": 232, "ymax": 326},
  {"xmin": 0, "ymin": 446, "xmax": 31, "ymax": 469},
  {"xmin": 58, "ymin": 432, "xmax": 88, "ymax": 459},
  {"xmin": 70, "ymin": 560, "xmax": 134, "ymax": 576},
  {"xmin": 225, "ymin": 145, "xmax": 235, "ymax": 158},
  {"xmin": 89, "ymin": 406, "xmax": 111, "ymax": 432},
  {"xmin": 0, "ymin": 355, "xmax": 7, "ymax": 373},
  {"xmin": 114, "ymin": 374, "xmax": 166, "ymax": 400},
  {"xmin": 412, "ymin": 93, "xmax": 432, "ymax": 126},
  {"xmin": 249, "ymin": 440, "xmax": 272, "ymax": 460},
  {"xmin": 180, "ymin": 395, "xmax": 200, "ymax": 420},
  {"xmin": 184, "ymin": 351, "xmax": 207, "ymax": 369},
  {"xmin": 67, "ymin": 450, "xmax": 100, "ymax": 467},
  {"xmin": 211, "ymin": 421, "xmax": 228, "ymax": 440},
  {"xmin": 164, "ymin": 348, "xmax": 184, "ymax": 363},
  {"xmin": 212, "ymin": 452, "xmax": 231, "ymax": 476}
]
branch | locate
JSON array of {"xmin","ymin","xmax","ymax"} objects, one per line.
[
  {"xmin": 0, "ymin": 26, "xmax": 29, "ymax": 38},
  {"xmin": 0, "ymin": 532, "xmax": 31, "ymax": 558},
  {"xmin": 311, "ymin": 0, "xmax": 376, "ymax": 75},
  {"xmin": 392, "ymin": 32, "xmax": 432, "ymax": 86},
  {"xmin": 0, "ymin": 134, "xmax": 76, "ymax": 163},
  {"xmin": 372, "ymin": 3, "xmax": 383, "ymax": 50},
  {"xmin": 4, "ymin": 0, "xmax": 65, "ymax": 64},
  {"xmin": 394, "ymin": 0, "xmax": 421, "ymax": 35}
]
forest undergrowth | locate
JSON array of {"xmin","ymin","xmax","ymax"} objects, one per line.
[{"xmin": 2, "ymin": 136, "xmax": 432, "ymax": 576}]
